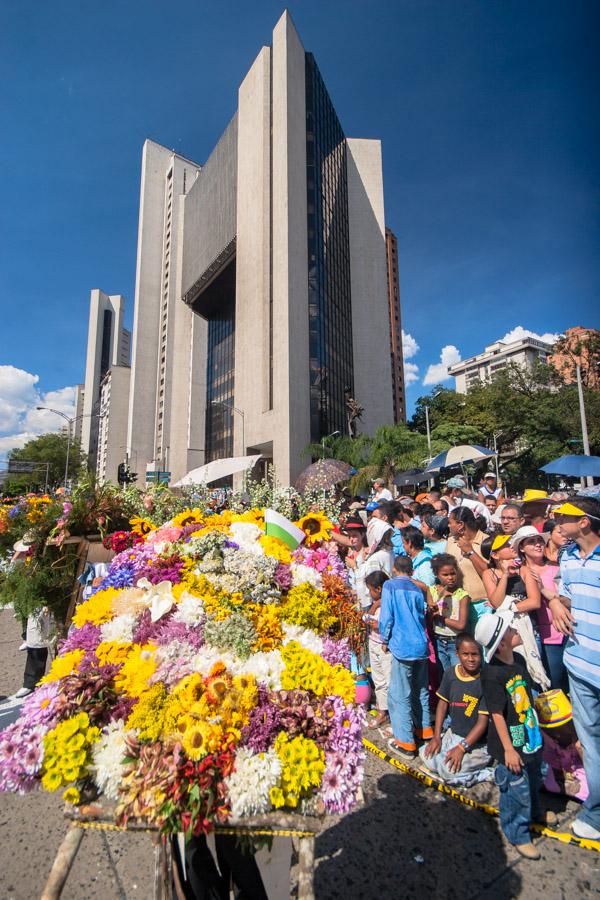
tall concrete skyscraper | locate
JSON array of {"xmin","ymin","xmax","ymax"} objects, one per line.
[
  {"xmin": 124, "ymin": 12, "xmax": 394, "ymax": 485},
  {"xmin": 80, "ymin": 290, "xmax": 130, "ymax": 468},
  {"xmin": 385, "ymin": 228, "xmax": 406, "ymax": 423}
]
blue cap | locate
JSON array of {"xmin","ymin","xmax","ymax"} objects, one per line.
[{"xmin": 366, "ymin": 501, "xmax": 379, "ymax": 512}]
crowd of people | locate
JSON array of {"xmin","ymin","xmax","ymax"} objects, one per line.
[{"xmin": 332, "ymin": 474, "xmax": 600, "ymax": 859}]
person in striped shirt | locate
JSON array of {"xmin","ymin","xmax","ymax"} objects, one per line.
[{"xmin": 549, "ymin": 496, "xmax": 600, "ymax": 841}]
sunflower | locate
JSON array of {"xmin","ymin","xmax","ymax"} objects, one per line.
[
  {"xmin": 295, "ymin": 512, "xmax": 334, "ymax": 545},
  {"xmin": 171, "ymin": 508, "xmax": 205, "ymax": 529},
  {"xmin": 129, "ymin": 515, "xmax": 156, "ymax": 537}
]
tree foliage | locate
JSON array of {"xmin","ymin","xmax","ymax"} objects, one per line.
[{"xmin": 4, "ymin": 432, "xmax": 83, "ymax": 494}]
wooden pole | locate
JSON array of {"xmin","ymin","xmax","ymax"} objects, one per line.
[
  {"xmin": 40, "ymin": 825, "xmax": 84, "ymax": 900},
  {"xmin": 296, "ymin": 835, "xmax": 315, "ymax": 900}
]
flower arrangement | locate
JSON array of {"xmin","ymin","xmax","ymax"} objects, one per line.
[{"xmin": 0, "ymin": 507, "xmax": 365, "ymax": 837}]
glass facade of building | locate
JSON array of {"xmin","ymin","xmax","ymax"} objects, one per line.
[
  {"xmin": 305, "ymin": 53, "xmax": 354, "ymax": 443},
  {"xmin": 203, "ymin": 262, "xmax": 236, "ymax": 462}
]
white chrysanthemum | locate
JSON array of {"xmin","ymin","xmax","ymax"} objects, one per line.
[
  {"xmin": 91, "ymin": 721, "xmax": 130, "ymax": 801},
  {"xmin": 290, "ymin": 564, "xmax": 323, "ymax": 589},
  {"xmin": 237, "ymin": 650, "xmax": 285, "ymax": 691},
  {"xmin": 100, "ymin": 613, "xmax": 136, "ymax": 643},
  {"xmin": 282, "ymin": 624, "xmax": 324, "ymax": 655},
  {"xmin": 190, "ymin": 645, "xmax": 239, "ymax": 675},
  {"xmin": 172, "ymin": 592, "xmax": 206, "ymax": 626},
  {"xmin": 224, "ymin": 748, "xmax": 281, "ymax": 819},
  {"xmin": 229, "ymin": 522, "xmax": 264, "ymax": 554}
]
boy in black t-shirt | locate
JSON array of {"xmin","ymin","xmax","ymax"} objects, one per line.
[
  {"xmin": 419, "ymin": 633, "xmax": 492, "ymax": 786},
  {"xmin": 476, "ymin": 610, "xmax": 549, "ymax": 860}
]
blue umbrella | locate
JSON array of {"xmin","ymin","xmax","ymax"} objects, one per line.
[
  {"xmin": 425, "ymin": 444, "xmax": 495, "ymax": 474},
  {"xmin": 540, "ymin": 455, "xmax": 600, "ymax": 477}
]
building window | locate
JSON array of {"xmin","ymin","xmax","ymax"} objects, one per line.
[{"xmin": 305, "ymin": 53, "xmax": 354, "ymax": 443}]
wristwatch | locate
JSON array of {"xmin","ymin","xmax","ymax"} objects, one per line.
[
  {"xmin": 462, "ymin": 550, "xmax": 474, "ymax": 558},
  {"xmin": 459, "ymin": 738, "xmax": 471, "ymax": 752}
]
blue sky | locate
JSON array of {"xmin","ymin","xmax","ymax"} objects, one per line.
[{"xmin": 1, "ymin": 0, "xmax": 598, "ymax": 452}]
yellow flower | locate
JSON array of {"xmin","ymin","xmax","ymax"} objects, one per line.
[
  {"xmin": 181, "ymin": 721, "xmax": 223, "ymax": 760},
  {"xmin": 95, "ymin": 641, "xmax": 133, "ymax": 667},
  {"xmin": 40, "ymin": 650, "xmax": 85, "ymax": 684},
  {"xmin": 126, "ymin": 684, "xmax": 168, "ymax": 741},
  {"xmin": 258, "ymin": 535, "xmax": 292, "ymax": 563},
  {"xmin": 171, "ymin": 508, "xmax": 205, "ymax": 529},
  {"xmin": 251, "ymin": 605, "xmax": 283, "ymax": 652},
  {"xmin": 72, "ymin": 588, "xmax": 118, "ymax": 627},
  {"xmin": 129, "ymin": 515, "xmax": 156, "ymax": 537},
  {"xmin": 279, "ymin": 585, "xmax": 337, "ymax": 633},
  {"xmin": 295, "ymin": 512, "xmax": 333, "ymax": 545},
  {"xmin": 113, "ymin": 644, "xmax": 157, "ymax": 697},
  {"xmin": 42, "ymin": 770, "xmax": 63, "ymax": 792},
  {"xmin": 281, "ymin": 642, "xmax": 354, "ymax": 704},
  {"xmin": 63, "ymin": 787, "xmax": 81, "ymax": 805}
]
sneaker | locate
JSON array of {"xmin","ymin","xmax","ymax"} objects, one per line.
[
  {"xmin": 12, "ymin": 687, "xmax": 33, "ymax": 699},
  {"xmin": 572, "ymin": 819, "xmax": 600, "ymax": 841},
  {"xmin": 387, "ymin": 739, "xmax": 417, "ymax": 761},
  {"xmin": 514, "ymin": 843, "xmax": 541, "ymax": 860}
]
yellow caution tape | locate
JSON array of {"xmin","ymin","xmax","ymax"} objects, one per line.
[
  {"xmin": 362, "ymin": 737, "xmax": 600, "ymax": 854},
  {"xmin": 71, "ymin": 820, "xmax": 314, "ymax": 839}
]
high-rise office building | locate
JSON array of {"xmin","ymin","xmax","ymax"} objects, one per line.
[
  {"xmin": 385, "ymin": 228, "xmax": 406, "ymax": 422},
  {"xmin": 123, "ymin": 12, "xmax": 393, "ymax": 485},
  {"xmin": 80, "ymin": 289, "xmax": 130, "ymax": 468}
]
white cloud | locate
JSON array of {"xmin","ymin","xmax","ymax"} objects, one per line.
[
  {"xmin": 423, "ymin": 345, "xmax": 462, "ymax": 386},
  {"xmin": 402, "ymin": 330, "xmax": 419, "ymax": 360},
  {"xmin": 499, "ymin": 326, "xmax": 561, "ymax": 346},
  {"xmin": 404, "ymin": 361, "xmax": 420, "ymax": 386},
  {"xmin": 0, "ymin": 365, "xmax": 77, "ymax": 457}
]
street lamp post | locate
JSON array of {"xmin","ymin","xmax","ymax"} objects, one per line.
[
  {"xmin": 37, "ymin": 407, "xmax": 72, "ymax": 488},
  {"xmin": 36, "ymin": 408, "xmax": 103, "ymax": 489},
  {"xmin": 321, "ymin": 430, "xmax": 340, "ymax": 460},
  {"xmin": 211, "ymin": 400, "xmax": 245, "ymax": 455}
]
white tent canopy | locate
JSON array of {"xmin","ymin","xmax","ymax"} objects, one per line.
[{"xmin": 173, "ymin": 455, "xmax": 262, "ymax": 487}]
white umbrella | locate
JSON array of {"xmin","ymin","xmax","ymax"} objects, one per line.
[
  {"xmin": 425, "ymin": 444, "xmax": 495, "ymax": 473},
  {"xmin": 173, "ymin": 454, "xmax": 262, "ymax": 486}
]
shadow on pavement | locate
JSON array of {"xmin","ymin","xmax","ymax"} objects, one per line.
[{"xmin": 314, "ymin": 773, "xmax": 521, "ymax": 899}]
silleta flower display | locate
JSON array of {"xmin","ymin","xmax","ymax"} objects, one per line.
[{"xmin": 0, "ymin": 507, "xmax": 365, "ymax": 837}]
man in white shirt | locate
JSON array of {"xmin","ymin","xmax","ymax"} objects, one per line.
[
  {"xmin": 445, "ymin": 476, "xmax": 492, "ymax": 529},
  {"xmin": 372, "ymin": 479, "xmax": 393, "ymax": 502}
]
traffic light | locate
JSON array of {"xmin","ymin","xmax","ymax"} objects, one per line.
[{"xmin": 118, "ymin": 463, "xmax": 138, "ymax": 485}]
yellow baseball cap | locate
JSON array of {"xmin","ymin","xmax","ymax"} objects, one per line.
[
  {"xmin": 522, "ymin": 489, "xmax": 548, "ymax": 502},
  {"xmin": 491, "ymin": 533, "xmax": 511, "ymax": 551},
  {"xmin": 534, "ymin": 690, "xmax": 572, "ymax": 729},
  {"xmin": 552, "ymin": 502, "xmax": 588, "ymax": 517}
]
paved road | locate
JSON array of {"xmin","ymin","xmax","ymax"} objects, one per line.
[{"xmin": 0, "ymin": 609, "xmax": 598, "ymax": 899}]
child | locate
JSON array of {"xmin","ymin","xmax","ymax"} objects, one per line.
[
  {"xmin": 476, "ymin": 610, "xmax": 551, "ymax": 860},
  {"xmin": 419, "ymin": 633, "xmax": 492, "ymax": 786},
  {"xmin": 535, "ymin": 690, "xmax": 588, "ymax": 803},
  {"xmin": 364, "ymin": 571, "xmax": 392, "ymax": 728},
  {"xmin": 427, "ymin": 554, "xmax": 470, "ymax": 673},
  {"xmin": 379, "ymin": 558, "xmax": 432, "ymax": 760}
]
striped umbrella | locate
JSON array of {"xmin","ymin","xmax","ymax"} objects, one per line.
[{"xmin": 424, "ymin": 444, "xmax": 495, "ymax": 474}]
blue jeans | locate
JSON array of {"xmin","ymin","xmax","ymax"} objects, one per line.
[
  {"xmin": 435, "ymin": 636, "xmax": 459, "ymax": 673},
  {"xmin": 540, "ymin": 641, "xmax": 567, "ymax": 692},
  {"xmin": 495, "ymin": 758, "xmax": 542, "ymax": 846},
  {"xmin": 388, "ymin": 656, "xmax": 431, "ymax": 750},
  {"xmin": 569, "ymin": 671, "xmax": 600, "ymax": 832}
]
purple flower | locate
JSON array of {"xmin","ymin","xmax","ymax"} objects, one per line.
[
  {"xmin": 0, "ymin": 722, "xmax": 48, "ymax": 793},
  {"xmin": 60, "ymin": 622, "xmax": 102, "ymax": 654},
  {"xmin": 319, "ymin": 747, "xmax": 364, "ymax": 813},
  {"xmin": 321, "ymin": 637, "xmax": 351, "ymax": 669},
  {"xmin": 20, "ymin": 683, "xmax": 60, "ymax": 728},
  {"xmin": 240, "ymin": 688, "xmax": 282, "ymax": 752},
  {"xmin": 325, "ymin": 696, "xmax": 365, "ymax": 754},
  {"xmin": 274, "ymin": 563, "xmax": 292, "ymax": 590}
]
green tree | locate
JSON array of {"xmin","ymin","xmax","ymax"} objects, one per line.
[{"xmin": 5, "ymin": 432, "xmax": 83, "ymax": 494}]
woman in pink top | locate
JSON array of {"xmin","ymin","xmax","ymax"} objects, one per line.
[{"xmin": 516, "ymin": 527, "xmax": 567, "ymax": 690}]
